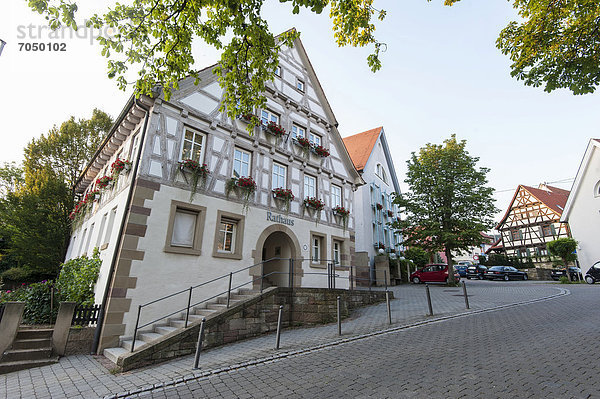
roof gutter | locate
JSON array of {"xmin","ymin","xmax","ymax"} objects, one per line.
[{"xmin": 91, "ymin": 97, "xmax": 151, "ymax": 355}]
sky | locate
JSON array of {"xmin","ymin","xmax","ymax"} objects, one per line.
[{"xmin": 2, "ymin": 1, "xmax": 599, "ymax": 225}]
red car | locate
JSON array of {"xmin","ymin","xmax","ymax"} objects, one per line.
[{"xmin": 410, "ymin": 264, "xmax": 461, "ymax": 284}]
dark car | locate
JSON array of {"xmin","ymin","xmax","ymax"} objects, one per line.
[
  {"xmin": 454, "ymin": 265, "xmax": 468, "ymax": 277},
  {"xmin": 466, "ymin": 265, "xmax": 488, "ymax": 280},
  {"xmin": 585, "ymin": 261, "xmax": 600, "ymax": 284},
  {"xmin": 550, "ymin": 267, "xmax": 583, "ymax": 281},
  {"xmin": 410, "ymin": 264, "xmax": 461, "ymax": 284},
  {"xmin": 484, "ymin": 266, "xmax": 528, "ymax": 281}
]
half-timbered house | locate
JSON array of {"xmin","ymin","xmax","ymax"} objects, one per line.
[{"xmin": 496, "ymin": 184, "xmax": 571, "ymax": 267}]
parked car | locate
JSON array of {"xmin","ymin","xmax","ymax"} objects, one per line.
[
  {"xmin": 454, "ymin": 265, "xmax": 468, "ymax": 277},
  {"xmin": 457, "ymin": 261, "xmax": 473, "ymax": 267},
  {"xmin": 484, "ymin": 266, "xmax": 528, "ymax": 281},
  {"xmin": 550, "ymin": 267, "xmax": 583, "ymax": 281},
  {"xmin": 584, "ymin": 261, "xmax": 600, "ymax": 284},
  {"xmin": 466, "ymin": 265, "xmax": 488, "ymax": 280},
  {"xmin": 410, "ymin": 264, "xmax": 461, "ymax": 284}
]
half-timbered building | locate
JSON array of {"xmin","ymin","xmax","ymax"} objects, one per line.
[
  {"xmin": 64, "ymin": 36, "xmax": 363, "ymax": 362},
  {"xmin": 496, "ymin": 184, "xmax": 571, "ymax": 267}
]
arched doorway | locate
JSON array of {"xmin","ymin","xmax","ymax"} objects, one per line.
[
  {"xmin": 252, "ymin": 225, "xmax": 303, "ymax": 288},
  {"xmin": 262, "ymin": 231, "xmax": 295, "ymax": 287}
]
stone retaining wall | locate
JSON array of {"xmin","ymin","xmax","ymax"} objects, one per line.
[
  {"xmin": 117, "ymin": 287, "xmax": 389, "ymax": 372},
  {"xmin": 65, "ymin": 327, "xmax": 95, "ymax": 356}
]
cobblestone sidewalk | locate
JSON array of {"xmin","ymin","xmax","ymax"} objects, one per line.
[{"xmin": 0, "ymin": 281, "xmax": 562, "ymax": 399}]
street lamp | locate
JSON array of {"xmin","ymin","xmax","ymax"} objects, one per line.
[{"xmin": 0, "ymin": 39, "xmax": 6, "ymax": 56}]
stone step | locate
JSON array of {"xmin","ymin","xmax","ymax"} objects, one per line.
[
  {"xmin": 216, "ymin": 297, "xmax": 241, "ymax": 305},
  {"xmin": 155, "ymin": 325, "xmax": 177, "ymax": 335},
  {"xmin": 169, "ymin": 319, "xmax": 187, "ymax": 329},
  {"xmin": 229, "ymin": 294, "xmax": 255, "ymax": 301},
  {"xmin": 11, "ymin": 338, "xmax": 52, "ymax": 350},
  {"xmin": 0, "ymin": 357, "xmax": 59, "ymax": 375},
  {"xmin": 192, "ymin": 308, "xmax": 216, "ymax": 317},
  {"xmin": 103, "ymin": 347, "xmax": 128, "ymax": 364},
  {"xmin": 138, "ymin": 332, "xmax": 163, "ymax": 343},
  {"xmin": 15, "ymin": 328, "xmax": 53, "ymax": 340},
  {"xmin": 1, "ymin": 348, "xmax": 53, "ymax": 362},
  {"xmin": 206, "ymin": 303, "xmax": 228, "ymax": 311},
  {"xmin": 237, "ymin": 288, "xmax": 260, "ymax": 296}
]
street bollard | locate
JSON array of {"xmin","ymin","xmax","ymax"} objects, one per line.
[
  {"xmin": 425, "ymin": 284, "xmax": 433, "ymax": 316},
  {"xmin": 384, "ymin": 270, "xmax": 388, "ymax": 292},
  {"xmin": 337, "ymin": 296, "xmax": 341, "ymax": 336},
  {"xmin": 462, "ymin": 281, "xmax": 470, "ymax": 309},
  {"xmin": 275, "ymin": 305, "xmax": 284, "ymax": 349},
  {"xmin": 386, "ymin": 291, "xmax": 392, "ymax": 325},
  {"xmin": 193, "ymin": 317, "xmax": 206, "ymax": 369}
]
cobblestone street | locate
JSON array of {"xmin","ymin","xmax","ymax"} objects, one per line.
[{"xmin": 2, "ymin": 281, "xmax": 593, "ymax": 398}]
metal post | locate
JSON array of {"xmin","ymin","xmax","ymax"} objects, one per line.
[
  {"xmin": 50, "ymin": 286, "xmax": 54, "ymax": 320},
  {"xmin": 260, "ymin": 261, "xmax": 264, "ymax": 293},
  {"xmin": 275, "ymin": 305, "xmax": 284, "ymax": 349},
  {"xmin": 226, "ymin": 272, "xmax": 233, "ymax": 308},
  {"xmin": 425, "ymin": 284, "xmax": 433, "ymax": 316},
  {"xmin": 333, "ymin": 264, "xmax": 336, "ymax": 290},
  {"xmin": 406, "ymin": 262, "xmax": 410, "ymax": 283},
  {"xmin": 462, "ymin": 281, "xmax": 470, "ymax": 309},
  {"xmin": 336, "ymin": 296, "xmax": 341, "ymax": 336},
  {"xmin": 327, "ymin": 263, "xmax": 331, "ymax": 289},
  {"xmin": 386, "ymin": 291, "xmax": 392, "ymax": 325},
  {"xmin": 184, "ymin": 286, "xmax": 193, "ymax": 328},
  {"xmin": 350, "ymin": 265, "xmax": 354, "ymax": 290},
  {"xmin": 131, "ymin": 305, "xmax": 142, "ymax": 352},
  {"xmin": 289, "ymin": 258, "xmax": 294, "ymax": 288},
  {"xmin": 369, "ymin": 268, "xmax": 372, "ymax": 292},
  {"xmin": 193, "ymin": 317, "xmax": 206, "ymax": 369},
  {"xmin": 384, "ymin": 269, "xmax": 388, "ymax": 291}
]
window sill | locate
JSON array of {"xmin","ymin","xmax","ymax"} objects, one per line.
[
  {"xmin": 164, "ymin": 246, "xmax": 201, "ymax": 256},
  {"xmin": 309, "ymin": 262, "xmax": 327, "ymax": 269},
  {"xmin": 213, "ymin": 251, "xmax": 243, "ymax": 260}
]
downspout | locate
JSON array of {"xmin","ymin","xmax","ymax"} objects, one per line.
[{"xmin": 91, "ymin": 98, "xmax": 151, "ymax": 355}]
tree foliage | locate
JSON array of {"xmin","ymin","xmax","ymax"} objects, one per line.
[
  {"xmin": 444, "ymin": 0, "xmax": 600, "ymax": 94},
  {"xmin": 403, "ymin": 247, "xmax": 429, "ymax": 269},
  {"xmin": 547, "ymin": 237, "xmax": 577, "ymax": 281},
  {"xmin": 56, "ymin": 248, "xmax": 101, "ymax": 306},
  {"xmin": 28, "ymin": 0, "xmax": 386, "ymax": 124},
  {"xmin": 391, "ymin": 135, "xmax": 497, "ymax": 281},
  {"xmin": 0, "ymin": 110, "xmax": 112, "ymax": 283}
]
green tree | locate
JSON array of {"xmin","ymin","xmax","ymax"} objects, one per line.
[
  {"xmin": 404, "ymin": 247, "xmax": 429, "ymax": 269},
  {"xmin": 56, "ymin": 249, "xmax": 102, "ymax": 306},
  {"xmin": 28, "ymin": 1, "xmax": 386, "ymax": 127},
  {"xmin": 444, "ymin": 0, "xmax": 600, "ymax": 94},
  {"xmin": 391, "ymin": 135, "xmax": 497, "ymax": 285},
  {"xmin": 0, "ymin": 110, "xmax": 112, "ymax": 283},
  {"xmin": 547, "ymin": 237, "xmax": 578, "ymax": 282}
]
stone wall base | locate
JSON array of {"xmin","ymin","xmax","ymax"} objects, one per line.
[{"xmin": 116, "ymin": 287, "xmax": 389, "ymax": 372}]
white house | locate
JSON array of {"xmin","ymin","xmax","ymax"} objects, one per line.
[
  {"xmin": 65, "ymin": 36, "xmax": 363, "ymax": 356},
  {"xmin": 561, "ymin": 139, "xmax": 600, "ymax": 276},
  {"xmin": 342, "ymin": 127, "xmax": 402, "ymax": 265}
]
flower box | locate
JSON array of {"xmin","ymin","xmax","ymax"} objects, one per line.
[
  {"xmin": 179, "ymin": 159, "xmax": 209, "ymax": 177},
  {"xmin": 111, "ymin": 158, "xmax": 132, "ymax": 175},
  {"xmin": 96, "ymin": 176, "xmax": 113, "ymax": 189},
  {"xmin": 312, "ymin": 145, "xmax": 330, "ymax": 158},
  {"xmin": 387, "ymin": 210, "xmax": 394, "ymax": 217},
  {"xmin": 332, "ymin": 206, "xmax": 350, "ymax": 217},
  {"xmin": 376, "ymin": 203, "xmax": 383, "ymax": 210},
  {"xmin": 239, "ymin": 114, "xmax": 259, "ymax": 124},
  {"xmin": 303, "ymin": 197, "xmax": 325, "ymax": 211},
  {"xmin": 374, "ymin": 242, "xmax": 385, "ymax": 250},
  {"xmin": 264, "ymin": 121, "xmax": 286, "ymax": 138},
  {"xmin": 272, "ymin": 188, "xmax": 294, "ymax": 201},
  {"xmin": 84, "ymin": 190, "xmax": 101, "ymax": 203}
]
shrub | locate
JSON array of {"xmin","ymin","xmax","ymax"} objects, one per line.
[
  {"xmin": 0, "ymin": 280, "xmax": 57, "ymax": 324},
  {"xmin": 56, "ymin": 248, "xmax": 101, "ymax": 306}
]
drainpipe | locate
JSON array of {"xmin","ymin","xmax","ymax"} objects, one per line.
[{"xmin": 91, "ymin": 98, "xmax": 151, "ymax": 355}]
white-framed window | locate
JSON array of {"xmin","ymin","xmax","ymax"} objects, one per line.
[
  {"xmin": 309, "ymin": 132, "xmax": 321, "ymax": 146},
  {"xmin": 275, "ymin": 66, "xmax": 281, "ymax": 77},
  {"xmin": 272, "ymin": 163, "xmax": 287, "ymax": 189},
  {"xmin": 296, "ymin": 79, "xmax": 305, "ymax": 92},
  {"xmin": 84, "ymin": 223, "xmax": 94, "ymax": 255},
  {"xmin": 291, "ymin": 124, "xmax": 306, "ymax": 139},
  {"xmin": 312, "ymin": 237, "xmax": 321, "ymax": 263},
  {"xmin": 79, "ymin": 228, "xmax": 87, "ymax": 256},
  {"xmin": 333, "ymin": 241, "xmax": 341, "ymax": 265},
  {"xmin": 96, "ymin": 213, "xmax": 108, "ymax": 248},
  {"xmin": 233, "ymin": 148, "xmax": 251, "ymax": 178},
  {"xmin": 128, "ymin": 131, "xmax": 140, "ymax": 160},
  {"xmin": 217, "ymin": 219, "xmax": 237, "ymax": 253},
  {"xmin": 376, "ymin": 163, "xmax": 388, "ymax": 184},
  {"xmin": 331, "ymin": 185, "xmax": 342, "ymax": 208},
  {"xmin": 261, "ymin": 110, "xmax": 279, "ymax": 125},
  {"xmin": 104, "ymin": 207, "xmax": 118, "ymax": 246},
  {"xmin": 181, "ymin": 128, "xmax": 206, "ymax": 163},
  {"xmin": 165, "ymin": 201, "xmax": 207, "ymax": 255},
  {"xmin": 304, "ymin": 175, "xmax": 316, "ymax": 198}
]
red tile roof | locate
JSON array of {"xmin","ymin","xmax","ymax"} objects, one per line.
[
  {"xmin": 342, "ymin": 127, "xmax": 382, "ymax": 171},
  {"xmin": 522, "ymin": 185, "xmax": 570, "ymax": 215},
  {"xmin": 486, "ymin": 238, "xmax": 503, "ymax": 254}
]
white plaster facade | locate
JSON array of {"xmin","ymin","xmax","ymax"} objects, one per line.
[
  {"xmin": 561, "ymin": 139, "xmax": 600, "ymax": 276},
  {"xmin": 65, "ymin": 38, "xmax": 363, "ymax": 349}
]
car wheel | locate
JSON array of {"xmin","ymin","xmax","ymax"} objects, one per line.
[
  {"xmin": 412, "ymin": 277, "xmax": 421, "ymax": 284},
  {"xmin": 523, "ymin": 274, "xmax": 528, "ymax": 281},
  {"xmin": 478, "ymin": 275, "xmax": 483, "ymax": 280},
  {"xmin": 504, "ymin": 275, "xmax": 509, "ymax": 281},
  {"xmin": 585, "ymin": 276, "xmax": 595, "ymax": 284},
  {"xmin": 466, "ymin": 276, "xmax": 471, "ymax": 280}
]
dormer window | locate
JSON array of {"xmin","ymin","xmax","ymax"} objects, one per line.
[
  {"xmin": 296, "ymin": 79, "xmax": 305, "ymax": 92},
  {"xmin": 376, "ymin": 163, "xmax": 388, "ymax": 184}
]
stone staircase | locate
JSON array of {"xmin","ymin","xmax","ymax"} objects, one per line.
[
  {"xmin": 0, "ymin": 328, "xmax": 59, "ymax": 374},
  {"xmin": 103, "ymin": 288, "xmax": 261, "ymax": 364}
]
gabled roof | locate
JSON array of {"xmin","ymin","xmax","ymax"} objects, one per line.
[
  {"xmin": 496, "ymin": 184, "xmax": 570, "ymax": 229},
  {"xmin": 342, "ymin": 127, "xmax": 382, "ymax": 172},
  {"xmin": 561, "ymin": 139, "xmax": 600, "ymax": 222},
  {"xmin": 486, "ymin": 238, "xmax": 503, "ymax": 254}
]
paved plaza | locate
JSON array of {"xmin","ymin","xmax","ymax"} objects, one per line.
[{"xmin": 1, "ymin": 281, "xmax": 590, "ymax": 398}]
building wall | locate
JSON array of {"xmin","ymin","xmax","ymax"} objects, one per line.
[
  {"xmin": 566, "ymin": 148, "xmax": 600, "ymax": 275},
  {"xmin": 353, "ymin": 133, "xmax": 400, "ymax": 262}
]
